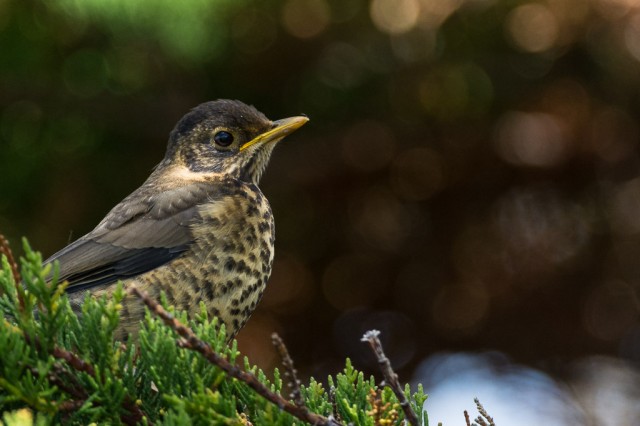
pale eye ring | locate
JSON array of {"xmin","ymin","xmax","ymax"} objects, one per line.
[{"xmin": 213, "ymin": 130, "xmax": 234, "ymax": 147}]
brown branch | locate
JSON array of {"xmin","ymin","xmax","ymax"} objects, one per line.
[
  {"xmin": 129, "ymin": 286, "xmax": 343, "ymax": 426},
  {"xmin": 52, "ymin": 346, "xmax": 96, "ymax": 377},
  {"xmin": 361, "ymin": 330, "xmax": 419, "ymax": 426},
  {"xmin": 25, "ymin": 333, "xmax": 149, "ymax": 425},
  {"xmin": 58, "ymin": 399, "xmax": 86, "ymax": 412},
  {"xmin": 271, "ymin": 332, "xmax": 304, "ymax": 407},
  {"xmin": 474, "ymin": 398, "xmax": 495, "ymax": 426},
  {"xmin": 54, "ymin": 344, "xmax": 148, "ymax": 425},
  {"xmin": 328, "ymin": 386, "xmax": 341, "ymax": 423},
  {"xmin": 464, "ymin": 410, "xmax": 471, "ymax": 426},
  {"xmin": 48, "ymin": 364, "xmax": 88, "ymax": 401},
  {"xmin": 55, "ymin": 344, "xmax": 149, "ymax": 425},
  {"xmin": 29, "ymin": 363, "xmax": 88, "ymax": 412},
  {"xmin": 0, "ymin": 234, "xmax": 21, "ymax": 284},
  {"xmin": 0, "ymin": 234, "xmax": 23, "ymax": 309}
]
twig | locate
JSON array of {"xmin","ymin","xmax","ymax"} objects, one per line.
[
  {"xmin": 53, "ymin": 344, "xmax": 148, "ymax": 425},
  {"xmin": 29, "ymin": 364, "xmax": 88, "ymax": 411},
  {"xmin": 52, "ymin": 346, "xmax": 96, "ymax": 377},
  {"xmin": 271, "ymin": 332, "xmax": 304, "ymax": 407},
  {"xmin": 22, "ymin": 333, "xmax": 96, "ymax": 379},
  {"xmin": 474, "ymin": 398, "xmax": 495, "ymax": 426},
  {"xmin": 58, "ymin": 399, "xmax": 86, "ymax": 412},
  {"xmin": 328, "ymin": 386, "xmax": 341, "ymax": 423},
  {"xmin": 0, "ymin": 234, "xmax": 23, "ymax": 309},
  {"xmin": 48, "ymin": 364, "xmax": 88, "ymax": 402},
  {"xmin": 24, "ymin": 333, "xmax": 149, "ymax": 425},
  {"xmin": 129, "ymin": 286, "xmax": 344, "ymax": 426},
  {"xmin": 0, "ymin": 234, "xmax": 21, "ymax": 284},
  {"xmin": 361, "ymin": 330, "xmax": 419, "ymax": 426},
  {"xmin": 464, "ymin": 410, "xmax": 471, "ymax": 426}
]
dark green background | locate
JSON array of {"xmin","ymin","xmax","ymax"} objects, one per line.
[{"xmin": 3, "ymin": 0, "xmax": 640, "ymax": 389}]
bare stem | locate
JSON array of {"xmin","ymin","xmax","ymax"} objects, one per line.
[
  {"xmin": 0, "ymin": 234, "xmax": 20, "ymax": 284},
  {"xmin": 328, "ymin": 386, "xmax": 341, "ymax": 423},
  {"xmin": 474, "ymin": 398, "xmax": 495, "ymax": 426},
  {"xmin": 271, "ymin": 332, "xmax": 304, "ymax": 408},
  {"xmin": 361, "ymin": 330, "xmax": 419, "ymax": 426},
  {"xmin": 52, "ymin": 346, "xmax": 96, "ymax": 377},
  {"xmin": 0, "ymin": 234, "xmax": 23, "ymax": 309}
]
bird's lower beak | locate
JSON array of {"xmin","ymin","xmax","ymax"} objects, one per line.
[{"xmin": 239, "ymin": 116, "xmax": 309, "ymax": 152}]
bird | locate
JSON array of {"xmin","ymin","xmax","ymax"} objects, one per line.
[{"xmin": 44, "ymin": 99, "xmax": 308, "ymax": 340}]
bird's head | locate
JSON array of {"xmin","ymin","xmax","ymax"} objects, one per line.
[{"xmin": 162, "ymin": 99, "xmax": 308, "ymax": 185}]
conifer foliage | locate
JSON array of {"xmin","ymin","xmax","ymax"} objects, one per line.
[{"xmin": 0, "ymin": 240, "xmax": 428, "ymax": 425}]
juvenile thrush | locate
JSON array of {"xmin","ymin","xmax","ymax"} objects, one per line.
[{"xmin": 45, "ymin": 99, "xmax": 308, "ymax": 339}]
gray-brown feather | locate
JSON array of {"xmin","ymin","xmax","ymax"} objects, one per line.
[
  {"xmin": 46, "ymin": 175, "xmax": 273, "ymax": 340},
  {"xmin": 47, "ymin": 181, "xmax": 217, "ymax": 288}
]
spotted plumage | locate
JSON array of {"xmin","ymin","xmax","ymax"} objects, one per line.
[{"xmin": 45, "ymin": 99, "xmax": 308, "ymax": 340}]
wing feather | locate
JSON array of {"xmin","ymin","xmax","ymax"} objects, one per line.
[{"xmin": 45, "ymin": 181, "xmax": 219, "ymax": 293}]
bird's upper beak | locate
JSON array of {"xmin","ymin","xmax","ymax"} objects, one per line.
[{"xmin": 239, "ymin": 116, "xmax": 309, "ymax": 152}]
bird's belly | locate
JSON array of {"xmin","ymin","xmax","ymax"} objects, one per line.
[
  {"xmin": 191, "ymin": 232, "xmax": 274, "ymax": 337},
  {"xmin": 137, "ymin": 192, "xmax": 275, "ymax": 337},
  {"xmin": 133, "ymin": 250, "xmax": 272, "ymax": 338},
  {"xmin": 195, "ymin": 192, "xmax": 275, "ymax": 336}
]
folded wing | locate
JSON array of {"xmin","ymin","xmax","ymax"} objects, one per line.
[{"xmin": 45, "ymin": 182, "xmax": 217, "ymax": 293}]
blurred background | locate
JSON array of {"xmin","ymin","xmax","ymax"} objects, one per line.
[{"xmin": 2, "ymin": 0, "xmax": 640, "ymax": 423}]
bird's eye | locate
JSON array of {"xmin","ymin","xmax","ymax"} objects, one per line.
[{"xmin": 213, "ymin": 131, "xmax": 234, "ymax": 148}]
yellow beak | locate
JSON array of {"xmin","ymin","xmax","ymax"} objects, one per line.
[{"xmin": 239, "ymin": 116, "xmax": 309, "ymax": 152}]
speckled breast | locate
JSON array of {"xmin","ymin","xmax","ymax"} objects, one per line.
[
  {"xmin": 190, "ymin": 182, "xmax": 275, "ymax": 336},
  {"xmin": 124, "ymin": 180, "xmax": 275, "ymax": 339}
]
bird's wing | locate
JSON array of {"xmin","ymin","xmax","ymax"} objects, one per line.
[{"xmin": 45, "ymin": 182, "xmax": 216, "ymax": 293}]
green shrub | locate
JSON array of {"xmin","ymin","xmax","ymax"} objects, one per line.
[{"xmin": 0, "ymin": 240, "xmax": 428, "ymax": 425}]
